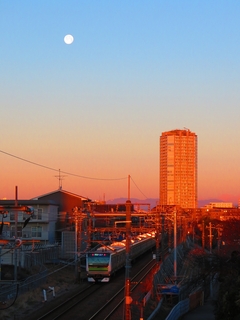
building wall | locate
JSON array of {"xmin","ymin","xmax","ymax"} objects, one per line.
[
  {"xmin": 1, "ymin": 201, "xmax": 58, "ymax": 244},
  {"xmin": 204, "ymin": 202, "xmax": 233, "ymax": 209},
  {"xmin": 160, "ymin": 129, "xmax": 197, "ymax": 208},
  {"xmin": 61, "ymin": 231, "xmax": 75, "ymax": 259}
]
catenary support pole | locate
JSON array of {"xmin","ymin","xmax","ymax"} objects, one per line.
[
  {"xmin": 174, "ymin": 210, "xmax": 177, "ymax": 280},
  {"xmin": 124, "ymin": 175, "xmax": 132, "ymax": 320}
]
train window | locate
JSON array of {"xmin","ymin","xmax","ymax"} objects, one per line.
[{"xmin": 88, "ymin": 254, "xmax": 110, "ymax": 266}]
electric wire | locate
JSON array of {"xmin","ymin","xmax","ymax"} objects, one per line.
[
  {"xmin": 130, "ymin": 176, "xmax": 148, "ymax": 199},
  {"xmin": 0, "ymin": 284, "xmax": 19, "ymax": 310},
  {"xmin": 0, "ymin": 149, "xmax": 149, "ymax": 199},
  {"xmin": 0, "ymin": 149, "xmax": 127, "ymax": 181}
]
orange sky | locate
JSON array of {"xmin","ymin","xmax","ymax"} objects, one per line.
[{"xmin": 1, "ymin": 2, "xmax": 240, "ymax": 204}]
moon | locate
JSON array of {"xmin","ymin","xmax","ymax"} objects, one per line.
[{"xmin": 64, "ymin": 34, "xmax": 74, "ymax": 44}]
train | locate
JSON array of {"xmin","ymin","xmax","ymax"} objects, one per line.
[{"xmin": 86, "ymin": 233, "xmax": 156, "ymax": 282}]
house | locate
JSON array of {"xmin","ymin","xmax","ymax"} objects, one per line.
[
  {"xmin": 32, "ymin": 189, "xmax": 91, "ymax": 212},
  {"xmin": 32, "ymin": 189, "xmax": 92, "ymax": 258},
  {"xmin": 0, "ymin": 189, "xmax": 93, "ymax": 266},
  {"xmin": 0, "ymin": 199, "xmax": 58, "ymax": 244},
  {"xmin": 0, "ymin": 189, "xmax": 92, "ymax": 245}
]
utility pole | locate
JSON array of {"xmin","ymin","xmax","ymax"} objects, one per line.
[
  {"xmin": 209, "ymin": 222, "xmax": 212, "ymax": 254},
  {"xmin": 155, "ymin": 208, "xmax": 160, "ymax": 262},
  {"xmin": 0, "ymin": 245, "xmax": 2, "ymax": 281},
  {"xmin": 173, "ymin": 210, "xmax": 177, "ymax": 280},
  {"xmin": 206, "ymin": 222, "xmax": 213, "ymax": 254},
  {"xmin": 15, "ymin": 186, "xmax": 18, "ymax": 238},
  {"xmin": 206, "ymin": 222, "xmax": 214, "ymax": 297},
  {"xmin": 14, "ymin": 186, "xmax": 18, "ymax": 281},
  {"xmin": 216, "ymin": 225, "xmax": 223, "ymax": 255},
  {"xmin": 73, "ymin": 206, "xmax": 86, "ymax": 282},
  {"xmin": 124, "ymin": 175, "xmax": 132, "ymax": 320},
  {"xmin": 202, "ymin": 220, "xmax": 205, "ymax": 249},
  {"xmin": 73, "ymin": 207, "xmax": 79, "ymax": 281},
  {"xmin": 161, "ymin": 213, "xmax": 165, "ymax": 262},
  {"xmin": 168, "ymin": 221, "xmax": 172, "ymax": 250},
  {"xmin": 206, "ymin": 222, "xmax": 222, "ymax": 255}
]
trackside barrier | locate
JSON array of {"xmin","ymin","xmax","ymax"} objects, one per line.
[
  {"xmin": 189, "ymin": 289, "xmax": 204, "ymax": 309},
  {"xmin": 143, "ymin": 290, "xmax": 151, "ymax": 307},
  {"xmin": 165, "ymin": 298, "xmax": 189, "ymax": 320},
  {"xmin": 147, "ymin": 298, "xmax": 163, "ymax": 320}
]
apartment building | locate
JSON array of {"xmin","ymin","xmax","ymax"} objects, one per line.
[{"xmin": 160, "ymin": 129, "xmax": 198, "ymax": 208}]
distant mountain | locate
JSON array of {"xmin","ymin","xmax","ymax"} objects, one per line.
[
  {"xmin": 106, "ymin": 198, "xmax": 158, "ymax": 209},
  {"xmin": 106, "ymin": 198, "xmax": 228, "ymax": 209}
]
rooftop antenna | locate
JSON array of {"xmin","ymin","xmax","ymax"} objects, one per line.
[{"xmin": 55, "ymin": 169, "xmax": 66, "ymax": 190}]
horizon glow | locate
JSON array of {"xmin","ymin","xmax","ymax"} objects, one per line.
[{"xmin": 1, "ymin": 1, "xmax": 240, "ymax": 203}]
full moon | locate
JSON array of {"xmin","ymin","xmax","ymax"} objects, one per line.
[{"xmin": 64, "ymin": 34, "xmax": 74, "ymax": 44}]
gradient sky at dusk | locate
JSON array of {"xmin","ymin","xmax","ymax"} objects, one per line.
[{"xmin": 1, "ymin": 1, "xmax": 240, "ymax": 203}]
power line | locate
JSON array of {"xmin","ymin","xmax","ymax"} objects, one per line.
[
  {"xmin": 0, "ymin": 149, "xmax": 127, "ymax": 181},
  {"xmin": 0, "ymin": 150, "xmax": 149, "ymax": 197},
  {"xmin": 130, "ymin": 176, "xmax": 148, "ymax": 199}
]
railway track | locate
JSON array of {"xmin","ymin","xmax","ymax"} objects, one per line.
[
  {"xmin": 31, "ymin": 246, "xmax": 172, "ymax": 320},
  {"xmin": 88, "ymin": 259, "xmax": 158, "ymax": 320},
  {"xmin": 36, "ymin": 284, "xmax": 102, "ymax": 320},
  {"xmin": 33, "ymin": 251, "xmax": 156, "ymax": 320}
]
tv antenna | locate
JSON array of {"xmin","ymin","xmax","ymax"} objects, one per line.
[{"xmin": 55, "ymin": 169, "xmax": 67, "ymax": 190}]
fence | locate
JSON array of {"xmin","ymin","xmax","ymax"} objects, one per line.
[
  {"xmin": 0, "ymin": 269, "xmax": 48, "ymax": 303},
  {"xmin": 0, "ymin": 245, "xmax": 61, "ymax": 304}
]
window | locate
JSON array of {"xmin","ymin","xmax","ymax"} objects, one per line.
[
  {"xmin": 32, "ymin": 208, "xmax": 43, "ymax": 220},
  {"xmin": 10, "ymin": 212, "xmax": 15, "ymax": 220},
  {"xmin": 31, "ymin": 226, "xmax": 42, "ymax": 237},
  {"xmin": 11, "ymin": 226, "xmax": 22, "ymax": 238}
]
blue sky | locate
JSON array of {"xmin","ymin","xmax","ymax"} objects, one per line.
[{"xmin": 1, "ymin": 1, "xmax": 240, "ymax": 202}]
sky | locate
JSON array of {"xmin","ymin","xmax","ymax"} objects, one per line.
[{"xmin": 1, "ymin": 1, "xmax": 240, "ymax": 204}]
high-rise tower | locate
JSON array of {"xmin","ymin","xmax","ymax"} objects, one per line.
[{"xmin": 160, "ymin": 129, "xmax": 198, "ymax": 208}]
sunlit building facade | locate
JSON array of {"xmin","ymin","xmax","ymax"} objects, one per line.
[{"xmin": 160, "ymin": 129, "xmax": 198, "ymax": 208}]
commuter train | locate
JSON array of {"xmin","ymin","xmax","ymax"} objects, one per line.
[{"xmin": 86, "ymin": 233, "xmax": 156, "ymax": 282}]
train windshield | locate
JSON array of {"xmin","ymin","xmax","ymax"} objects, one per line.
[{"xmin": 88, "ymin": 253, "xmax": 110, "ymax": 270}]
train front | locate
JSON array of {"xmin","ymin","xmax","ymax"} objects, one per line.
[{"xmin": 86, "ymin": 252, "xmax": 111, "ymax": 282}]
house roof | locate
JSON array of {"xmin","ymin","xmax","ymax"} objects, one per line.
[{"xmin": 31, "ymin": 189, "xmax": 92, "ymax": 202}]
